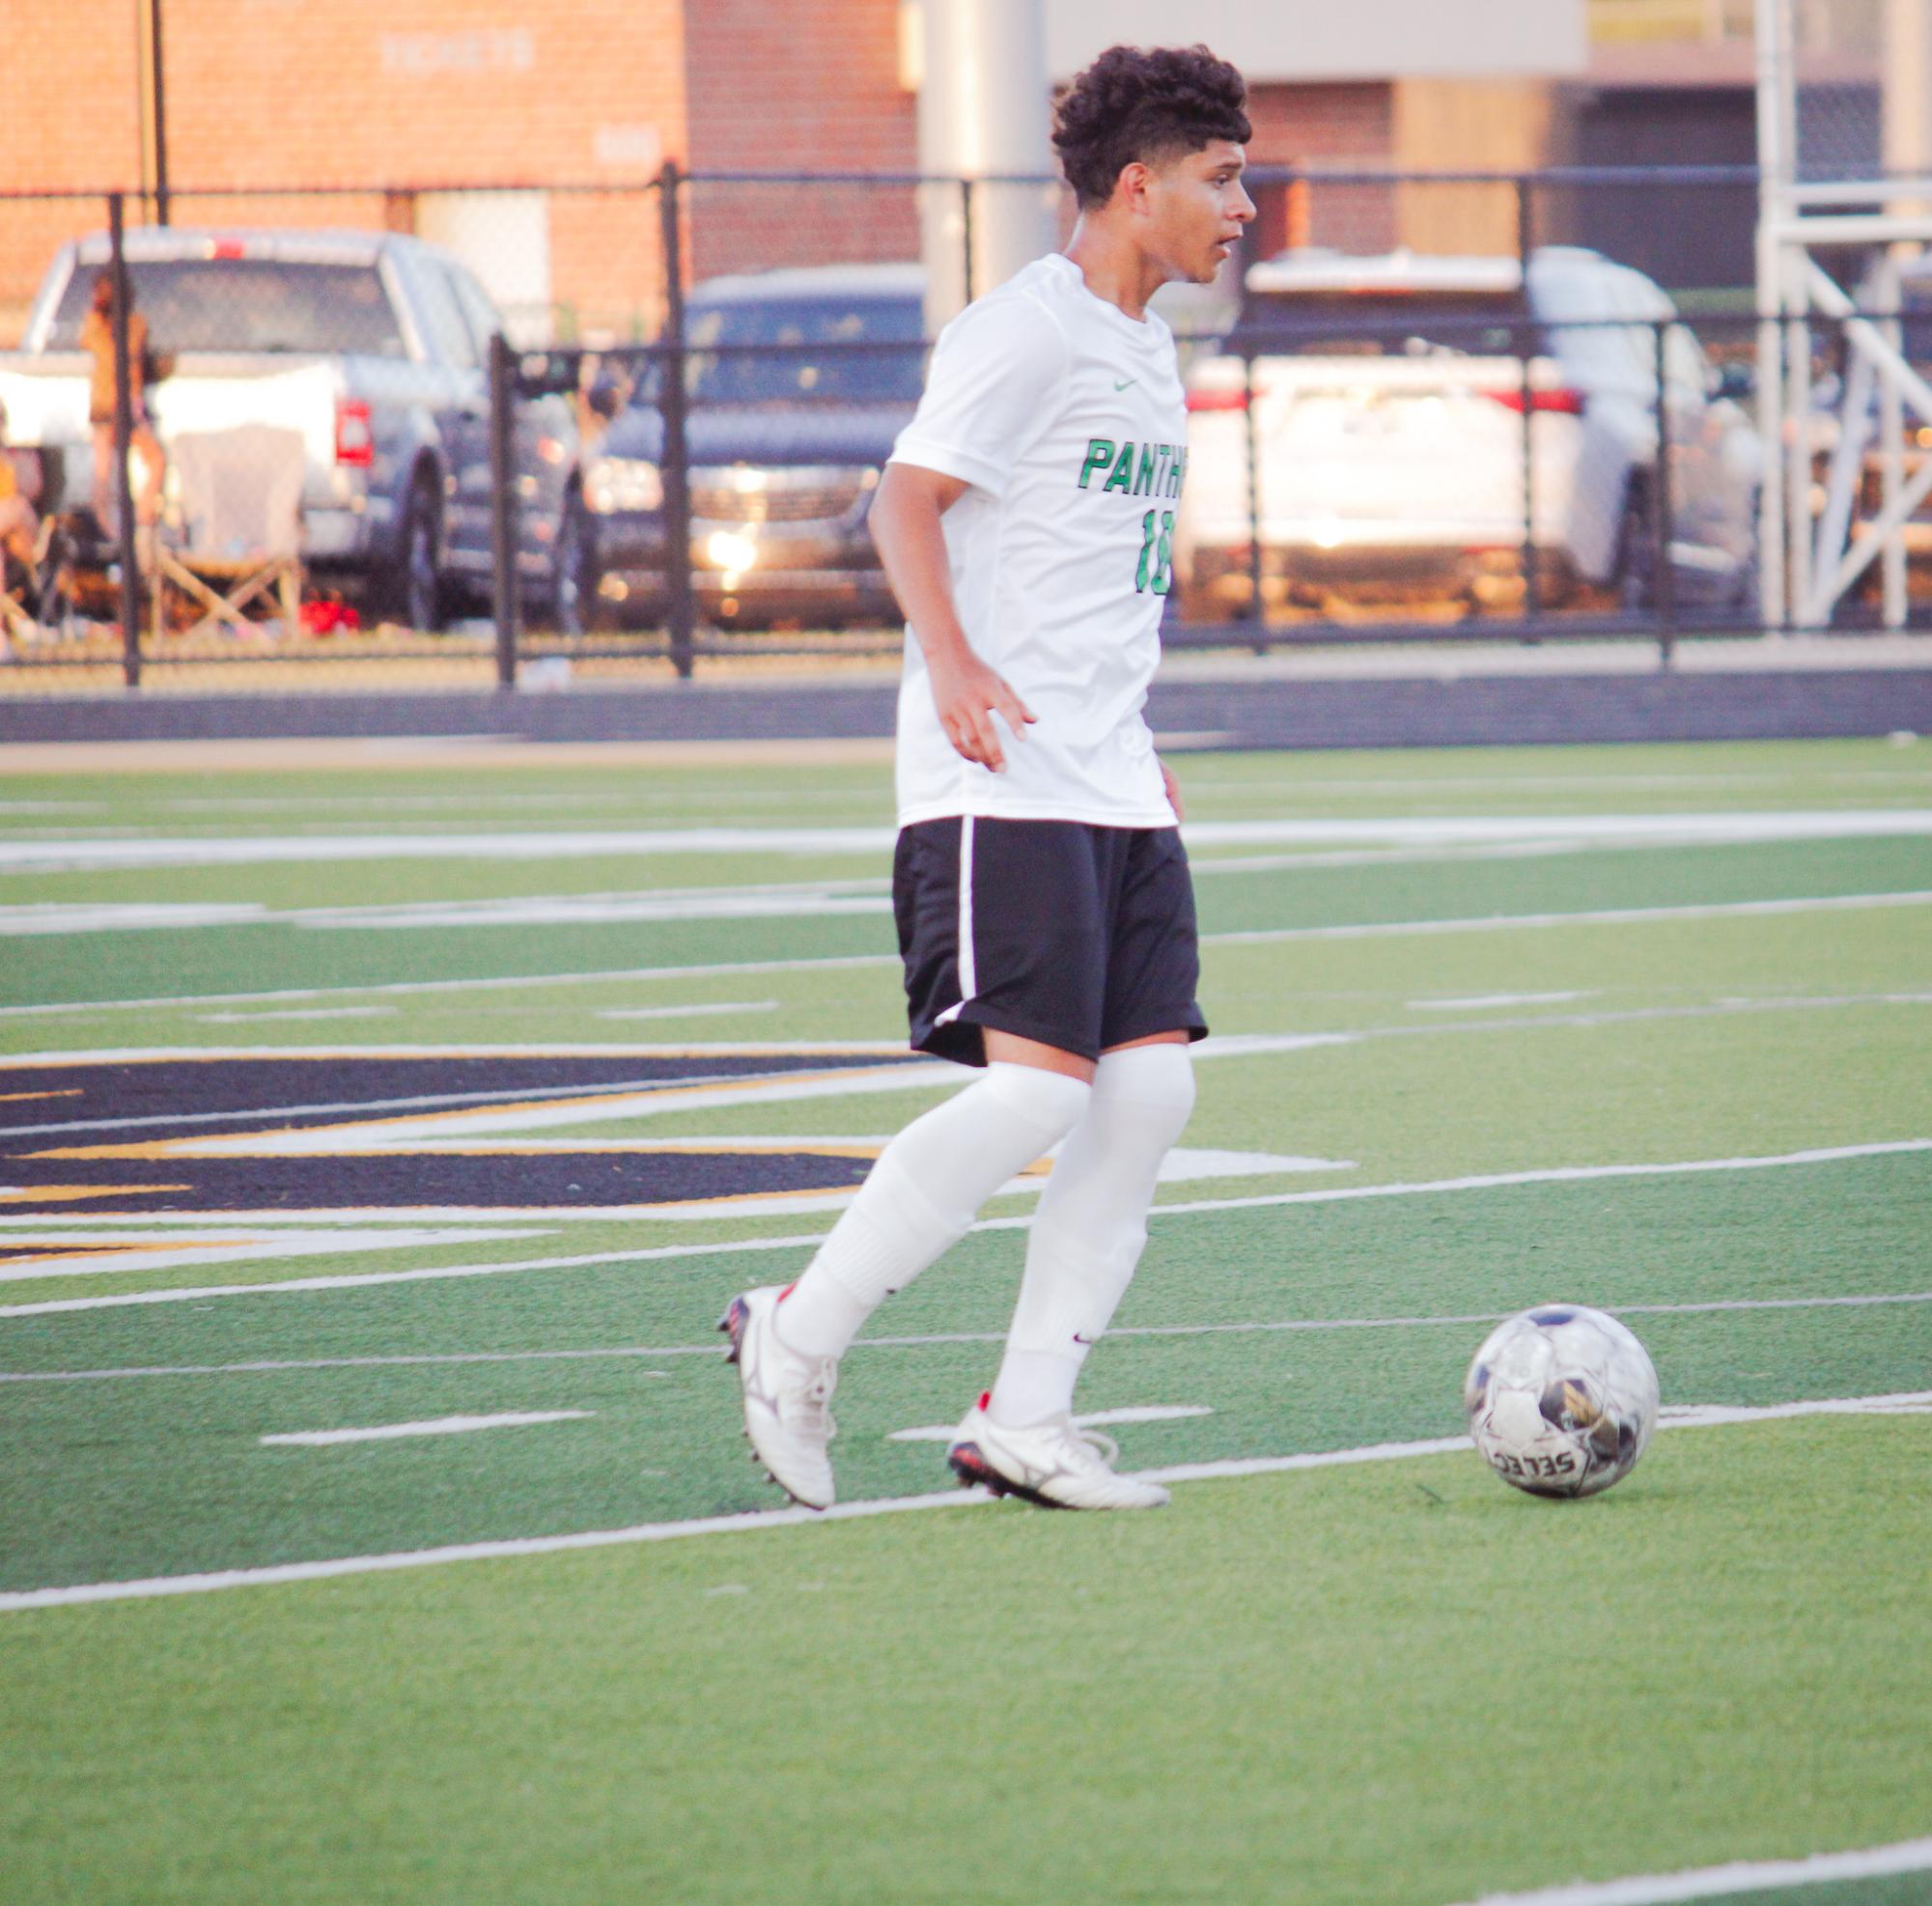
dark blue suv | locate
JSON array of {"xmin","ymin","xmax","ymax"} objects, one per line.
[{"xmin": 580, "ymin": 264, "xmax": 924, "ymax": 631}]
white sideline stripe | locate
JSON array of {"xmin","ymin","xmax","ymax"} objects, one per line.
[
  {"xmin": 0, "ymin": 1231, "xmax": 833, "ymax": 1318},
  {"xmin": 197, "ymin": 1007, "xmax": 396, "ymax": 1024},
  {"xmin": 3, "ymin": 1139, "xmax": 1924, "ymax": 1318},
  {"xmin": 0, "ymin": 1227, "xmax": 536, "ymax": 1284},
  {"xmin": 7, "ymin": 1291, "xmax": 1932, "ymax": 1385},
  {"xmin": 11, "ymin": 984, "xmax": 1931, "ymax": 1084},
  {"xmin": 1207, "ymin": 888, "xmax": 1932, "ymax": 946},
  {"xmin": 3, "ymin": 809, "xmax": 1929, "ymax": 872},
  {"xmin": 261, "ymin": 1412, "xmax": 593, "ymax": 1447},
  {"xmin": 887, "ymin": 1405, "xmax": 1214, "ymax": 1443},
  {"xmin": 596, "ymin": 1000, "xmax": 778, "ymax": 1022},
  {"xmin": 2, "ymin": 887, "xmax": 1925, "ymax": 1025},
  {"xmin": 2, "ymin": 1392, "xmax": 1923, "ymax": 1614},
  {"xmin": 1447, "ymin": 1834, "xmax": 1932, "ymax": 1905},
  {"xmin": 1410, "ymin": 992, "xmax": 1586, "ymax": 1011},
  {"xmin": 0, "ymin": 954, "xmax": 903, "ymax": 1023}
]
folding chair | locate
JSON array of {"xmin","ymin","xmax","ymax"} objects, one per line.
[
  {"xmin": 0, "ymin": 514, "xmax": 76, "ymax": 648},
  {"xmin": 154, "ymin": 425, "xmax": 305, "ymax": 640}
]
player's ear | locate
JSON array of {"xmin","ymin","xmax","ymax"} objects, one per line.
[{"xmin": 1115, "ymin": 160, "xmax": 1154, "ymax": 215}]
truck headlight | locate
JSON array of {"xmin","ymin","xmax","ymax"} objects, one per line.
[{"xmin": 585, "ymin": 458, "xmax": 664, "ymax": 515}]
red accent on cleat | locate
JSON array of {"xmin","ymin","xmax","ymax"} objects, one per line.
[
  {"xmin": 777, "ymin": 1281, "xmax": 798, "ymax": 1302},
  {"xmin": 977, "ymin": 1391, "xmax": 992, "ymax": 1411}
]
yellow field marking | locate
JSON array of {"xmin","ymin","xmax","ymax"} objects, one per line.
[
  {"xmin": 0, "ymin": 1241, "xmax": 230, "ymax": 1264},
  {"xmin": 0, "ymin": 1089, "xmax": 85, "ymax": 1103},
  {"xmin": 30, "ymin": 1063, "xmax": 930, "ymax": 1162},
  {"xmin": 0, "ymin": 1184, "xmax": 189, "ymax": 1204}
]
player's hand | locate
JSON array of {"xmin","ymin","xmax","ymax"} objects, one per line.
[
  {"xmin": 928, "ymin": 650, "xmax": 1035, "ymax": 772},
  {"xmin": 1160, "ymin": 754, "xmax": 1185, "ymax": 823}
]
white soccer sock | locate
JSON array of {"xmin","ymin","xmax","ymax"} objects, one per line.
[
  {"xmin": 988, "ymin": 1044, "xmax": 1195, "ymax": 1426},
  {"xmin": 774, "ymin": 1061, "xmax": 1092, "ymax": 1359}
]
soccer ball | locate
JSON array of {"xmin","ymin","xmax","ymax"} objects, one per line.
[{"xmin": 1463, "ymin": 1304, "xmax": 1659, "ymax": 1499}]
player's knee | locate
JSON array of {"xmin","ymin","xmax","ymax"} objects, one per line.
[
  {"xmin": 1094, "ymin": 1043, "xmax": 1194, "ymax": 1146},
  {"xmin": 980, "ymin": 1060, "xmax": 1093, "ymax": 1146}
]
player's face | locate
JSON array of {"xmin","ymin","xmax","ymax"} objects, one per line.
[{"xmin": 1145, "ymin": 141, "xmax": 1254, "ymax": 285}]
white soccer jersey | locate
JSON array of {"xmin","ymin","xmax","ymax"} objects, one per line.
[{"xmin": 888, "ymin": 253, "xmax": 1188, "ymax": 828}]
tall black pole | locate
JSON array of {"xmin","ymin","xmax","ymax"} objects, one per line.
[
  {"xmin": 110, "ymin": 194, "xmax": 142, "ymax": 687},
  {"xmin": 150, "ymin": 0, "xmax": 170, "ymax": 225},
  {"xmin": 658, "ymin": 159, "xmax": 695, "ymax": 680},
  {"xmin": 489, "ymin": 330, "xmax": 520, "ymax": 687}
]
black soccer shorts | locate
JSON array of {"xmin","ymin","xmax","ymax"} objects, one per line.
[{"xmin": 893, "ymin": 815, "xmax": 1209, "ymax": 1066}]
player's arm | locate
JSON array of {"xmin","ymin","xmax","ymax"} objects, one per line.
[
  {"xmin": 869, "ymin": 462, "xmax": 1035, "ymax": 773},
  {"xmin": 1159, "ymin": 755, "xmax": 1185, "ymax": 822}
]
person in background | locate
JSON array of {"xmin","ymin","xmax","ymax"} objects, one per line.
[
  {"xmin": 0, "ymin": 396, "xmax": 40, "ymax": 577},
  {"xmin": 79, "ymin": 271, "xmax": 163, "ymax": 533}
]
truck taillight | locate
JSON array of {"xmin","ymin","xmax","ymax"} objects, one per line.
[
  {"xmin": 1484, "ymin": 387, "xmax": 1585, "ymax": 415},
  {"xmin": 1186, "ymin": 387, "xmax": 1250, "ymax": 412},
  {"xmin": 335, "ymin": 398, "xmax": 373, "ymax": 467}
]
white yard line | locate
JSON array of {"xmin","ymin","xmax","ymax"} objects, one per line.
[
  {"xmin": 2, "ymin": 810, "xmax": 1928, "ymax": 873},
  {"xmin": 5, "ymin": 1291, "xmax": 1931, "ymax": 1385},
  {"xmin": 0, "ymin": 953, "xmax": 903, "ymax": 1023},
  {"xmin": 1207, "ymin": 888, "xmax": 1932, "ymax": 946},
  {"xmin": 1446, "ymin": 1834, "xmax": 1932, "ymax": 1905},
  {"xmin": 1409, "ymin": 992, "xmax": 1586, "ymax": 1011},
  {"xmin": 596, "ymin": 1000, "xmax": 779, "ymax": 1022},
  {"xmin": 196, "ymin": 1006, "xmax": 397, "ymax": 1024},
  {"xmin": 1, "ymin": 1391, "xmax": 1922, "ymax": 1613},
  {"xmin": 1, "ymin": 1139, "xmax": 1922, "ymax": 1319},
  {"xmin": 0, "ymin": 1227, "xmax": 537, "ymax": 1282},
  {"xmin": 2, "ymin": 884, "xmax": 1925, "ymax": 1024},
  {"xmin": 888, "ymin": 1405, "xmax": 1213, "ymax": 1443},
  {"xmin": 261, "ymin": 1412, "xmax": 593, "ymax": 1447}
]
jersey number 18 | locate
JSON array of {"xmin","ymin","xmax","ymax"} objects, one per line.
[{"xmin": 1135, "ymin": 510, "xmax": 1174, "ymax": 596}]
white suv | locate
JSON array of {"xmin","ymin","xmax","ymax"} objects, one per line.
[{"xmin": 1174, "ymin": 245, "xmax": 1759, "ymax": 621}]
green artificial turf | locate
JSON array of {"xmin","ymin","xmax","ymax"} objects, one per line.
[
  {"xmin": 1, "ymin": 1417, "xmax": 1926, "ymax": 1904},
  {"xmin": 1, "ymin": 737, "xmax": 1928, "ymax": 1902}
]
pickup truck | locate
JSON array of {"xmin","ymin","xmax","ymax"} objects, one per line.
[
  {"xmin": 0, "ymin": 227, "xmax": 584, "ymax": 630},
  {"xmin": 1174, "ymin": 245, "xmax": 1760, "ymax": 622}
]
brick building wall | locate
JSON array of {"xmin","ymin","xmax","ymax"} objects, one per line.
[
  {"xmin": 1, "ymin": 0, "xmax": 686, "ymax": 342},
  {"xmin": 0, "ymin": 7, "xmax": 1545, "ymax": 349},
  {"xmin": 681, "ymin": 0, "xmax": 918, "ymax": 285},
  {"xmin": 1243, "ymin": 82, "xmax": 1400, "ymax": 257}
]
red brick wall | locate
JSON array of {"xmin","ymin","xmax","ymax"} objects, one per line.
[
  {"xmin": 681, "ymin": 0, "xmax": 918, "ymax": 284},
  {"xmin": 0, "ymin": 0, "xmax": 686, "ymax": 343},
  {"xmin": 0, "ymin": 3, "xmax": 145, "ymax": 341},
  {"xmin": 1244, "ymin": 81, "xmax": 1398, "ymax": 257}
]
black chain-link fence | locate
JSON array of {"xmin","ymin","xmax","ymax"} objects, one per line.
[{"xmin": 2, "ymin": 165, "xmax": 1927, "ymax": 690}]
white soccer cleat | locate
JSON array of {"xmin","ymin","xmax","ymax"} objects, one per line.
[
  {"xmin": 945, "ymin": 1393, "xmax": 1170, "ymax": 1510},
  {"xmin": 718, "ymin": 1284, "xmax": 838, "ymax": 1511}
]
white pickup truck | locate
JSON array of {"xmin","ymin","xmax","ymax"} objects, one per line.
[
  {"xmin": 0, "ymin": 227, "xmax": 584, "ymax": 629},
  {"xmin": 1174, "ymin": 245, "xmax": 1760, "ymax": 621}
]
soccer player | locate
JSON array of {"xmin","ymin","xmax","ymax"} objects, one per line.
[{"xmin": 722, "ymin": 43, "xmax": 1254, "ymax": 1511}]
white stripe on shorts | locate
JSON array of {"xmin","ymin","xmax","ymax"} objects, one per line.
[{"xmin": 936, "ymin": 814, "xmax": 976, "ymax": 1027}]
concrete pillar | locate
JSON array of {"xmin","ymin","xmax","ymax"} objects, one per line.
[
  {"xmin": 1882, "ymin": 0, "xmax": 1932, "ymax": 184},
  {"xmin": 909, "ymin": 0, "xmax": 1055, "ymax": 336}
]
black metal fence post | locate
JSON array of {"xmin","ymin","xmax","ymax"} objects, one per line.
[
  {"xmin": 1244, "ymin": 348, "xmax": 1265, "ymax": 652},
  {"xmin": 960, "ymin": 177, "xmax": 975, "ymax": 304},
  {"xmin": 108, "ymin": 193, "xmax": 141, "ymax": 688},
  {"xmin": 488, "ymin": 329, "xmax": 519, "ymax": 688},
  {"xmin": 1652, "ymin": 318, "xmax": 1677, "ymax": 665},
  {"xmin": 658, "ymin": 159, "xmax": 695, "ymax": 680},
  {"xmin": 1516, "ymin": 178, "xmax": 1539, "ymax": 625}
]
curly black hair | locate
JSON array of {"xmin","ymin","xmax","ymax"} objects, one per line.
[{"xmin": 1051, "ymin": 44, "xmax": 1250, "ymax": 211}]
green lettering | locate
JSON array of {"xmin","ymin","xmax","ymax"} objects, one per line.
[
  {"xmin": 1078, "ymin": 437, "xmax": 1115, "ymax": 490},
  {"xmin": 1134, "ymin": 444, "xmax": 1157, "ymax": 495},
  {"xmin": 1165, "ymin": 446, "xmax": 1187, "ymax": 498},
  {"xmin": 1102, "ymin": 441, "xmax": 1136, "ymax": 494}
]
